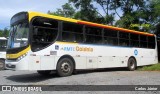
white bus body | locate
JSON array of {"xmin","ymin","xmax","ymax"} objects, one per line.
[{"xmin": 6, "ymin": 41, "xmax": 158, "ymax": 70}]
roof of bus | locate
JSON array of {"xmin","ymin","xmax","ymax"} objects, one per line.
[{"xmin": 28, "ymin": 11, "xmax": 154, "ymax": 36}]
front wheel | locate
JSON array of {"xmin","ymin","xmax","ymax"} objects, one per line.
[
  {"xmin": 0, "ymin": 59, "xmax": 5, "ymax": 70},
  {"xmin": 127, "ymin": 58, "xmax": 136, "ymax": 71},
  {"xmin": 56, "ymin": 58, "xmax": 74, "ymax": 77}
]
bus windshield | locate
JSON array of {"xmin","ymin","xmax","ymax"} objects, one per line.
[{"xmin": 8, "ymin": 22, "xmax": 29, "ymax": 48}]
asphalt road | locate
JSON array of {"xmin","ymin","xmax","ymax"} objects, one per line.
[{"xmin": 0, "ymin": 69, "xmax": 160, "ymax": 94}]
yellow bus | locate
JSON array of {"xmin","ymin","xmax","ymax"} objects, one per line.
[{"xmin": 5, "ymin": 11, "xmax": 158, "ymax": 77}]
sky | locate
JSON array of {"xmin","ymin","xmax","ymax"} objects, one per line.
[
  {"xmin": 0, "ymin": 0, "xmax": 68, "ymax": 29},
  {"xmin": 0, "ymin": 0, "xmax": 122, "ymax": 30}
]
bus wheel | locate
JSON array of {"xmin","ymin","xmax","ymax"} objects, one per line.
[
  {"xmin": 37, "ymin": 70, "xmax": 51, "ymax": 75},
  {"xmin": 127, "ymin": 58, "xmax": 136, "ymax": 71},
  {"xmin": 0, "ymin": 59, "xmax": 5, "ymax": 70},
  {"xmin": 56, "ymin": 58, "xmax": 74, "ymax": 77}
]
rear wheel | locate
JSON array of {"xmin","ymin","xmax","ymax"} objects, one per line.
[
  {"xmin": 127, "ymin": 58, "xmax": 136, "ymax": 71},
  {"xmin": 0, "ymin": 59, "xmax": 5, "ymax": 70},
  {"xmin": 56, "ymin": 58, "xmax": 74, "ymax": 77},
  {"xmin": 37, "ymin": 70, "xmax": 51, "ymax": 75}
]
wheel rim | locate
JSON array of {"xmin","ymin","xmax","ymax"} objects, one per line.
[
  {"xmin": 61, "ymin": 61, "xmax": 71, "ymax": 73},
  {"xmin": 130, "ymin": 59, "xmax": 135, "ymax": 69}
]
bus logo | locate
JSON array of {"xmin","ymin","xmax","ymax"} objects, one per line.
[
  {"xmin": 60, "ymin": 46, "xmax": 93, "ymax": 52},
  {"xmin": 55, "ymin": 45, "xmax": 59, "ymax": 50},
  {"xmin": 134, "ymin": 49, "xmax": 138, "ymax": 56}
]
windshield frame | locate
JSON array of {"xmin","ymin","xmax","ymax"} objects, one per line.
[
  {"xmin": 7, "ymin": 12, "xmax": 29, "ymax": 50},
  {"xmin": 8, "ymin": 21, "xmax": 29, "ymax": 49}
]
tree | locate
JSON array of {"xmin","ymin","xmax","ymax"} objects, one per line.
[
  {"xmin": 49, "ymin": 0, "xmax": 160, "ymax": 33},
  {"xmin": 112, "ymin": 0, "xmax": 146, "ymax": 28},
  {"xmin": 2, "ymin": 27, "xmax": 9, "ymax": 38},
  {"xmin": 69, "ymin": 0, "xmax": 115, "ymax": 24},
  {"xmin": 48, "ymin": 3, "xmax": 76, "ymax": 18},
  {"xmin": 0, "ymin": 27, "xmax": 9, "ymax": 37},
  {"xmin": 0, "ymin": 29, "xmax": 3, "ymax": 37},
  {"xmin": 69, "ymin": 0, "xmax": 150, "ymax": 27}
]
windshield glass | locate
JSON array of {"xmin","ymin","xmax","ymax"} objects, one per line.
[
  {"xmin": 8, "ymin": 22, "xmax": 29, "ymax": 48},
  {"xmin": 0, "ymin": 40, "xmax": 7, "ymax": 51}
]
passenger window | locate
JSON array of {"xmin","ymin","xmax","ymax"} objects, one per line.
[
  {"xmin": 140, "ymin": 35, "xmax": 147, "ymax": 48},
  {"xmin": 31, "ymin": 17, "xmax": 58, "ymax": 51},
  {"xmin": 85, "ymin": 26, "xmax": 102, "ymax": 36},
  {"xmin": 119, "ymin": 32, "xmax": 129, "ymax": 46},
  {"xmin": 104, "ymin": 37, "xmax": 118, "ymax": 46},
  {"xmin": 62, "ymin": 22, "xmax": 83, "ymax": 43},
  {"xmin": 104, "ymin": 29, "xmax": 118, "ymax": 46},
  {"xmin": 104, "ymin": 29, "xmax": 117, "ymax": 37},
  {"xmin": 148, "ymin": 36, "xmax": 155, "ymax": 49},
  {"xmin": 130, "ymin": 34, "xmax": 139, "ymax": 47},
  {"xmin": 119, "ymin": 39, "xmax": 129, "ymax": 46},
  {"xmin": 85, "ymin": 26, "xmax": 102, "ymax": 44}
]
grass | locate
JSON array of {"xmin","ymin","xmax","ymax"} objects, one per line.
[{"xmin": 137, "ymin": 63, "xmax": 160, "ymax": 71}]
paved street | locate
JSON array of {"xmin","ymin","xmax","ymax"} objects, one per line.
[{"xmin": 0, "ymin": 69, "xmax": 160, "ymax": 94}]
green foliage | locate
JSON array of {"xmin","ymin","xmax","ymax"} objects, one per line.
[
  {"xmin": 48, "ymin": 3, "xmax": 75, "ymax": 18},
  {"xmin": 69, "ymin": 0, "xmax": 115, "ymax": 24},
  {"xmin": 0, "ymin": 30, "xmax": 3, "ymax": 37},
  {"xmin": 49, "ymin": 0, "xmax": 160, "ymax": 33},
  {"xmin": 0, "ymin": 27, "xmax": 9, "ymax": 37},
  {"xmin": 3, "ymin": 28, "xmax": 9, "ymax": 37},
  {"xmin": 138, "ymin": 63, "xmax": 160, "ymax": 71}
]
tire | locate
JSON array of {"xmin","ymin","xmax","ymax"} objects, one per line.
[
  {"xmin": 37, "ymin": 70, "xmax": 51, "ymax": 75},
  {"xmin": 127, "ymin": 57, "xmax": 136, "ymax": 71},
  {"xmin": 56, "ymin": 58, "xmax": 74, "ymax": 77},
  {"xmin": 0, "ymin": 59, "xmax": 5, "ymax": 70}
]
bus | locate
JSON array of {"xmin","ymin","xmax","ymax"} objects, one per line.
[
  {"xmin": 5, "ymin": 11, "xmax": 158, "ymax": 77},
  {"xmin": 0, "ymin": 37, "xmax": 7, "ymax": 70}
]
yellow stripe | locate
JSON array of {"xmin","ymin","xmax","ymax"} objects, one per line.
[
  {"xmin": 6, "ymin": 46, "xmax": 31, "ymax": 59},
  {"xmin": 27, "ymin": 11, "xmax": 154, "ymax": 36},
  {"xmin": 28, "ymin": 11, "xmax": 78, "ymax": 23}
]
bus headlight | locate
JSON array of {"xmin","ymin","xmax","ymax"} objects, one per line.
[{"xmin": 17, "ymin": 53, "xmax": 28, "ymax": 61}]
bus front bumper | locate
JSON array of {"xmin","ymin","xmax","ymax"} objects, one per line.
[{"xmin": 5, "ymin": 59, "xmax": 29, "ymax": 70}]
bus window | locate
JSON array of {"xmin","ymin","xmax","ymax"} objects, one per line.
[
  {"xmin": 63, "ymin": 22, "xmax": 83, "ymax": 33},
  {"xmin": 104, "ymin": 29, "xmax": 117, "ymax": 38},
  {"xmin": 31, "ymin": 17, "xmax": 58, "ymax": 51},
  {"xmin": 119, "ymin": 32, "xmax": 129, "ymax": 46},
  {"xmin": 148, "ymin": 36, "xmax": 155, "ymax": 49},
  {"xmin": 32, "ymin": 17, "xmax": 58, "ymax": 28},
  {"xmin": 119, "ymin": 39, "xmax": 129, "ymax": 46},
  {"xmin": 85, "ymin": 26, "xmax": 102, "ymax": 44},
  {"xmin": 104, "ymin": 29, "xmax": 118, "ymax": 46},
  {"xmin": 85, "ymin": 26, "xmax": 102, "ymax": 35},
  {"xmin": 140, "ymin": 35, "xmax": 147, "ymax": 48},
  {"xmin": 62, "ymin": 22, "xmax": 83, "ymax": 43},
  {"xmin": 104, "ymin": 37, "xmax": 118, "ymax": 46},
  {"xmin": 130, "ymin": 34, "xmax": 139, "ymax": 47},
  {"xmin": 119, "ymin": 32, "xmax": 129, "ymax": 39},
  {"xmin": 130, "ymin": 33, "xmax": 139, "ymax": 40}
]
